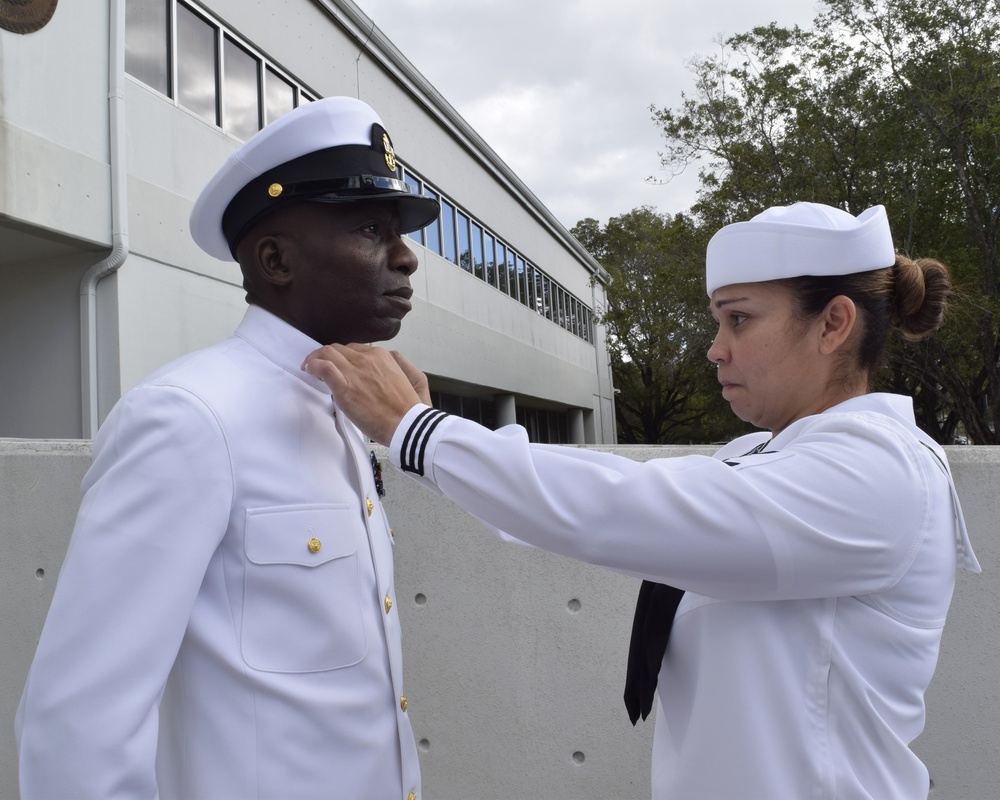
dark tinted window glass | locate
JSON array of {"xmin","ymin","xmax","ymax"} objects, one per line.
[
  {"xmin": 223, "ymin": 36, "xmax": 260, "ymax": 140},
  {"xmin": 125, "ymin": 0, "xmax": 169, "ymax": 95},
  {"xmin": 457, "ymin": 211, "xmax": 472, "ymax": 272},
  {"xmin": 514, "ymin": 256, "xmax": 526, "ymax": 306},
  {"xmin": 472, "ymin": 222, "xmax": 485, "ymax": 280},
  {"xmin": 484, "ymin": 232, "xmax": 496, "ymax": 287},
  {"xmin": 177, "ymin": 4, "xmax": 218, "ymax": 124},
  {"xmin": 423, "ymin": 189, "xmax": 440, "ymax": 254},
  {"xmin": 265, "ymin": 66, "xmax": 295, "ymax": 124},
  {"xmin": 496, "ymin": 241, "xmax": 508, "ymax": 294},
  {"xmin": 403, "ymin": 173, "xmax": 424, "ymax": 245},
  {"xmin": 441, "ymin": 199, "xmax": 457, "ymax": 263},
  {"xmin": 506, "ymin": 247, "xmax": 517, "ymax": 300}
]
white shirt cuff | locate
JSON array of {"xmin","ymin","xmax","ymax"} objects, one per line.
[{"xmin": 389, "ymin": 404, "xmax": 454, "ymax": 477}]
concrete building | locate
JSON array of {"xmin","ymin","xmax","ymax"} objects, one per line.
[{"xmin": 0, "ymin": 0, "xmax": 615, "ymax": 444}]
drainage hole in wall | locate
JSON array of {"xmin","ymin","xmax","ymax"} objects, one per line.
[
  {"xmin": 415, "ymin": 593, "xmax": 427, "ymax": 606},
  {"xmin": 567, "ymin": 598, "xmax": 581, "ymax": 613},
  {"xmin": 35, "ymin": 568, "xmax": 45, "ymax": 580},
  {"xmin": 572, "ymin": 751, "xmax": 585, "ymax": 764},
  {"xmin": 418, "ymin": 739, "xmax": 431, "ymax": 752}
]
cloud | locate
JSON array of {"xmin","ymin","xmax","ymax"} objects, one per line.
[{"xmin": 355, "ymin": 0, "xmax": 820, "ymax": 227}]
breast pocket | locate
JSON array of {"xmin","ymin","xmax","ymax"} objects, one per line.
[{"xmin": 242, "ymin": 505, "xmax": 367, "ymax": 673}]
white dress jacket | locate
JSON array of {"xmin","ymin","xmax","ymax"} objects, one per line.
[
  {"xmin": 390, "ymin": 394, "xmax": 980, "ymax": 800},
  {"xmin": 17, "ymin": 305, "xmax": 419, "ymax": 800}
]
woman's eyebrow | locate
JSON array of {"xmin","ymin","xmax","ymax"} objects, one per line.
[{"xmin": 710, "ymin": 296, "xmax": 750, "ymax": 310}]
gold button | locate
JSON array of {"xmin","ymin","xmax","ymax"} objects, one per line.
[
  {"xmin": 400, "ymin": 695, "xmax": 408, "ymax": 712},
  {"xmin": 390, "ymin": 528, "xmax": 395, "ymax": 538},
  {"xmin": 384, "ymin": 594, "xmax": 393, "ymax": 614},
  {"xmin": 267, "ymin": 182, "xmax": 283, "ymax": 197},
  {"xmin": 408, "ymin": 794, "xmax": 416, "ymax": 800},
  {"xmin": 366, "ymin": 497, "xmax": 374, "ymax": 516},
  {"xmin": 307, "ymin": 537, "xmax": 322, "ymax": 554}
]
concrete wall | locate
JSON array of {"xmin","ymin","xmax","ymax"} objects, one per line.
[{"xmin": 2, "ymin": 441, "xmax": 996, "ymax": 799}]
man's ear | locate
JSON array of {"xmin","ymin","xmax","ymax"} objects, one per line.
[
  {"xmin": 818, "ymin": 294, "xmax": 857, "ymax": 355},
  {"xmin": 254, "ymin": 235, "xmax": 293, "ymax": 287}
]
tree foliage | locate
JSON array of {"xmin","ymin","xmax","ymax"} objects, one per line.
[
  {"xmin": 573, "ymin": 210, "xmax": 752, "ymax": 443},
  {"xmin": 621, "ymin": 0, "xmax": 1000, "ymax": 443}
]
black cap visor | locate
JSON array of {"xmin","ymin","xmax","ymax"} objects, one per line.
[
  {"xmin": 309, "ymin": 179, "xmax": 440, "ymax": 235},
  {"xmin": 222, "ymin": 144, "xmax": 440, "ymax": 257}
]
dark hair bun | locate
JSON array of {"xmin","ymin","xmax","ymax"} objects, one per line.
[{"xmin": 890, "ymin": 256, "xmax": 950, "ymax": 341}]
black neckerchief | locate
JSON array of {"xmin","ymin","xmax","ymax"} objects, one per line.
[{"xmin": 623, "ymin": 439, "xmax": 771, "ymax": 724}]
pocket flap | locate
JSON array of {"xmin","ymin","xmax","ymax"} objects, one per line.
[{"xmin": 245, "ymin": 505, "xmax": 356, "ymax": 567}]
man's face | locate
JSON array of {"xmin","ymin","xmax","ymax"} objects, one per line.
[{"xmin": 270, "ymin": 200, "xmax": 420, "ymax": 345}]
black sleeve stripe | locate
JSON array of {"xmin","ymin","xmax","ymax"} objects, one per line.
[
  {"xmin": 406, "ymin": 409, "xmax": 443, "ymax": 467},
  {"xmin": 399, "ymin": 407, "xmax": 435, "ymax": 467},
  {"xmin": 400, "ymin": 408, "xmax": 448, "ymax": 475},
  {"xmin": 414, "ymin": 410, "xmax": 448, "ymax": 476}
]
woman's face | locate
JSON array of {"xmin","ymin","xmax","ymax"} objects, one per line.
[{"xmin": 708, "ymin": 281, "xmax": 837, "ymax": 434}]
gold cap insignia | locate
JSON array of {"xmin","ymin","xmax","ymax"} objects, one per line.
[{"xmin": 382, "ymin": 132, "xmax": 396, "ymax": 172}]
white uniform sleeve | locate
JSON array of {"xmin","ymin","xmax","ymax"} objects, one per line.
[
  {"xmin": 16, "ymin": 385, "xmax": 234, "ymax": 799},
  {"xmin": 389, "ymin": 405, "xmax": 936, "ymax": 601}
]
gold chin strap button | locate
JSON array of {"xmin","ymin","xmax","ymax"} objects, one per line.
[
  {"xmin": 366, "ymin": 497, "xmax": 374, "ymax": 517},
  {"xmin": 267, "ymin": 182, "xmax": 283, "ymax": 197},
  {"xmin": 307, "ymin": 537, "xmax": 322, "ymax": 554},
  {"xmin": 384, "ymin": 594, "xmax": 393, "ymax": 614}
]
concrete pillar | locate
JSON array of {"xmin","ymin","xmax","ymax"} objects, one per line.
[
  {"xmin": 495, "ymin": 394, "xmax": 516, "ymax": 427},
  {"xmin": 569, "ymin": 408, "xmax": 585, "ymax": 444}
]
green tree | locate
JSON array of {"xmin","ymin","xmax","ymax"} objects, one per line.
[
  {"xmin": 651, "ymin": 0, "xmax": 1000, "ymax": 442},
  {"xmin": 573, "ymin": 209, "xmax": 751, "ymax": 443}
]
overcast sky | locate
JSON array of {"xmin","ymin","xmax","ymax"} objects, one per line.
[{"xmin": 351, "ymin": 0, "xmax": 823, "ymax": 230}]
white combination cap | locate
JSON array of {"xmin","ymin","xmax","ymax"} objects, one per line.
[
  {"xmin": 190, "ymin": 96, "xmax": 440, "ymax": 262},
  {"xmin": 705, "ymin": 202, "xmax": 896, "ymax": 296}
]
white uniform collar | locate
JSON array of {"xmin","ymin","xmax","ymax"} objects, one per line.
[{"xmin": 233, "ymin": 304, "xmax": 329, "ymax": 394}]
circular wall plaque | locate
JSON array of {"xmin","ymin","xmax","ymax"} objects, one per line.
[{"xmin": 0, "ymin": 0, "xmax": 58, "ymax": 34}]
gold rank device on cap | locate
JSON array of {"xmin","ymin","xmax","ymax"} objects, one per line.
[
  {"xmin": 705, "ymin": 202, "xmax": 896, "ymax": 296},
  {"xmin": 189, "ymin": 96, "xmax": 441, "ymax": 262}
]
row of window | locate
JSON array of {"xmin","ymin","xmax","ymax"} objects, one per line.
[
  {"xmin": 125, "ymin": 0, "xmax": 313, "ymax": 140},
  {"xmin": 431, "ymin": 391, "xmax": 572, "ymax": 444},
  {"xmin": 124, "ymin": 0, "xmax": 593, "ymax": 342},
  {"xmin": 402, "ymin": 169, "xmax": 594, "ymax": 342}
]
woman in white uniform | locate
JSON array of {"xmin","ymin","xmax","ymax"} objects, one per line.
[{"xmin": 304, "ymin": 202, "xmax": 981, "ymax": 799}]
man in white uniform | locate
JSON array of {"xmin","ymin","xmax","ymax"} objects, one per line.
[{"xmin": 16, "ymin": 96, "xmax": 439, "ymax": 800}]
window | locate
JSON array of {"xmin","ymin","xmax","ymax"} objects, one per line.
[
  {"xmin": 423, "ymin": 188, "xmax": 441, "ymax": 253},
  {"xmin": 495, "ymin": 240, "xmax": 507, "ymax": 294},
  {"xmin": 223, "ymin": 36, "xmax": 260, "ymax": 140},
  {"xmin": 126, "ymin": 1, "xmax": 315, "ymax": 141},
  {"xmin": 457, "ymin": 211, "xmax": 472, "ymax": 273},
  {"xmin": 265, "ymin": 66, "xmax": 295, "ymax": 124},
  {"xmin": 176, "ymin": 3, "xmax": 218, "ymax": 125},
  {"xmin": 505, "ymin": 247, "xmax": 517, "ymax": 302},
  {"xmin": 403, "ymin": 172, "xmax": 424, "ymax": 245},
  {"xmin": 441, "ymin": 199, "xmax": 457, "ymax": 264},
  {"xmin": 516, "ymin": 257, "xmax": 528, "ymax": 307},
  {"xmin": 431, "ymin": 391, "xmax": 498, "ymax": 430},
  {"xmin": 484, "ymin": 231, "xmax": 496, "ymax": 287},
  {"xmin": 125, "ymin": 0, "xmax": 169, "ymax": 96},
  {"xmin": 472, "ymin": 222, "xmax": 485, "ymax": 281},
  {"xmin": 516, "ymin": 406, "xmax": 572, "ymax": 444}
]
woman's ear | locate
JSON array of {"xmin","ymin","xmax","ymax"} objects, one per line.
[{"xmin": 818, "ymin": 294, "xmax": 857, "ymax": 355}]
